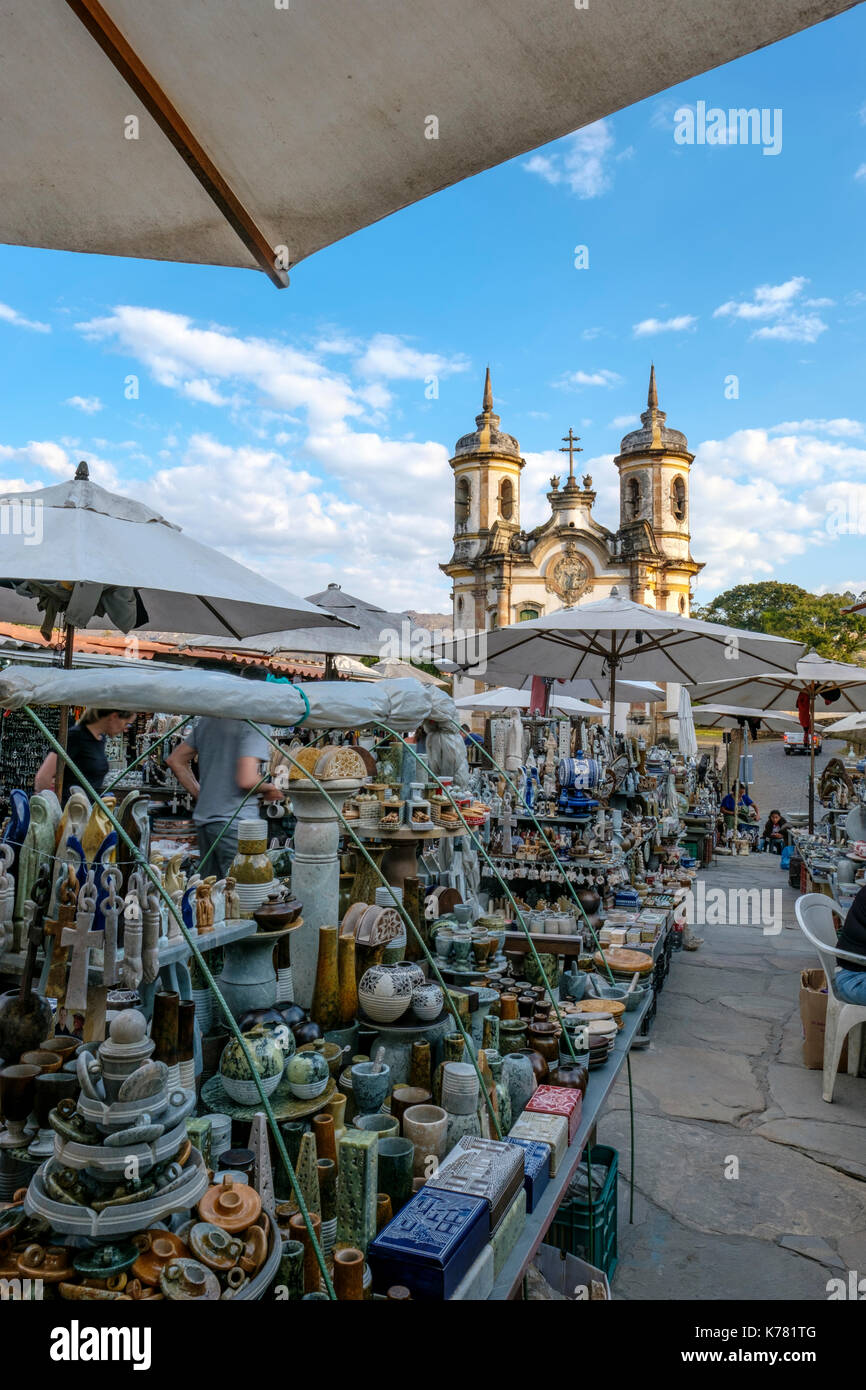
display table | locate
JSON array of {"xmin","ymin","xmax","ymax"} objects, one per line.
[
  {"xmin": 353, "ymin": 823, "xmax": 463, "ymax": 888},
  {"xmin": 486, "ymin": 991, "xmax": 652, "ymax": 1300}
]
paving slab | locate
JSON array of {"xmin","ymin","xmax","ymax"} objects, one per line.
[
  {"xmin": 603, "ymin": 1111, "xmax": 866, "ymax": 1244},
  {"xmin": 752, "ymin": 1118, "xmax": 866, "ymax": 1181},
  {"xmin": 761, "ymin": 1061, "xmax": 866, "ymax": 1128},
  {"xmin": 625, "ymin": 1044, "xmax": 764, "ymax": 1123}
]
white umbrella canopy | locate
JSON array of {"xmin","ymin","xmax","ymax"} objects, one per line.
[
  {"xmin": 688, "ymin": 650, "xmax": 866, "ymax": 714},
  {"xmin": 534, "ymin": 676, "xmax": 665, "ymax": 704},
  {"xmin": 686, "ymin": 704, "xmax": 802, "ymax": 733},
  {"xmin": 445, "ymin": 590, "xmax": 804, "ymax": 730},
  {"xmin": 689, "ymin": 650, "xmax": 866, "ymax": 829},
  {"xmin": 173, "ymin": 583, "xmax": 413, "ymax": 658},
  {"xmin": 0, "ymin": 0, "xmax": 850, "ymax": 285},
  {"xmin": 454, "ymin": 686, "xmax": 605, "ymax": 717},
  {"xmin": 0, "ymin": 465, "xmax": 351, "ymax": 641},
  {"xmin": 677, "ymin": 687, "xmax": 699, "ymax": 759},
  {"xmin": 370, "ymin": 659, "xmax": 447, "ymax": 687},
  {"xmin": 824, "ymin": 711, "xmax": 866, "ymax": 736}
]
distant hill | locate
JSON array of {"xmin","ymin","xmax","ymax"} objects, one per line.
[{"xmin": 408, "ymin": 611, "xmax": 453, "ymax": 630}]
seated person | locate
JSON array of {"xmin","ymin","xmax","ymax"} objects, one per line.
[
  {"xmin": 720, "ymin": 787, "xmax": 759, "ymax": 829},
  {"xmin": 835, "ymin": 886, "xmax": 866, "ymax": 1005},
  {"xmin": 760, "ymin": 809, "xmax": 790, "ymax": 854}
]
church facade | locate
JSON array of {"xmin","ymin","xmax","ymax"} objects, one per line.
[{"xmin": 440, "ymin": 366, "xmax": 702, "ymax": 697}]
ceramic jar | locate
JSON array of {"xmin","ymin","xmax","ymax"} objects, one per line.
[
  {"xmin": 311, "ymin": 925, "xmax": 341, "ymax": 1032},
  {"xmin": 440, "ymin": 1062, "xmax": 479, "ymax": 1116},
  {"xmin": 227, "ymin": 819, "xmax": 275, "ymax": 918},
  {"xmin": 498, "ymin": 1018, "xmax": 528, "ymax": 1053},
  {"xmin": 548, "ymin": 1058, "xmax": 588, "ymax": 1095},
  {"xmin": 527, "ymin": 1023, "xmax": 560, "ymax": 1068},
  {"xmin": 219, "ymin": 1026, "xmax": 284, "ymax": 1104},
  {"xmin": 285, "ymin": 1040, "xmax": 330, "ymax": 1100},
  {"xmin": 502, "ymin": 1052, "xmax": 537, "ymax": 1118},
  {"xmin": 350, "ymin": 1059, "xmax": 391, "ymax": 1116},
  {"xmin": 402, "ymin": 1103, "xmax": 448, "ymax": 1178},
  {"xmin": 357, "ymin": 964, "xmax": 414, "ymax": 1024},
  {"xmin": 486, "ymin": 1050, "xmax": 512, "ymax": 1132},
  {"xmin": 411, "ymin": 982, "xmax": 443, "ymax": 1023},
  {"xmin": 513, "ymin": 1046, "xmax": 549, "ymax": 1087}
]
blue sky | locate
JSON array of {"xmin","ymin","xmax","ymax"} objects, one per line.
[{"xmin": 1, "ymin": 7, "xmax": 866, "ymax": 615}]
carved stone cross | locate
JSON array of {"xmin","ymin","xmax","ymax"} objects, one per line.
[{"xmin": 61, "ymin": 874, "xmax": 102, "ymax": 1012}]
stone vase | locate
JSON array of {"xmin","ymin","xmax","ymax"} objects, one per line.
[
  {"xmin": 296, "ymin": 1131, "xmax": 321, "ymax": 1217},
  {"xmin": 502, "ymin": 1051, "xmax": 537, "ymax": 1119},
  {"xmin": 337, "ymin": 933, "xmax": 358, "ymax": 1026},
  {"xmin": 336, "ymin": 1129, "xmax": 379, "ymax": 1254},
  {"xmin": 408, "ymin": 1040, "xmax": 432, "ymax": 1093},
  {"xmin": 311, "ymin": 925, "xmax": 341, "ymax": 1031}
]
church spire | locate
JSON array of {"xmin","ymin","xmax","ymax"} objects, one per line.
[
  {"xmin": 647, "ymin": 363, "xmax": 658, "ymax": 410},
  {"xmin": 482, "ymin": 365, "xmax": 493, "ymax": 414}
]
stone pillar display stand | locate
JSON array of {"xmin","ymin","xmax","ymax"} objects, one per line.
[{"xmin": 289, "ymin": 780, "xmax": 362, "ymax": 1009}]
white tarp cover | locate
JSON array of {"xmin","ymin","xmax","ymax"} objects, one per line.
[
  {"xmin": 0, "ymin": 665, "xmax": 461, "ymax": 735},
  {"xmin": 0, "ymin": 0, "xmax": 856, "ymax": 276}
]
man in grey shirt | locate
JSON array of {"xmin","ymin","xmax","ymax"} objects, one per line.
[{"xmin": 167, "ymin": 717, "xmax": 282, "ymax": 877}]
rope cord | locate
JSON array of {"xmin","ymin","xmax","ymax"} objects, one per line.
[{"xmin": 22, "ymin": 704, "xmax": 336, "ymax": 1300}]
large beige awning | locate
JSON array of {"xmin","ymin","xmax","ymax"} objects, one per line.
[{"xmin": 1, "ymin": 0, "xmax": 857, "ymax": 287}]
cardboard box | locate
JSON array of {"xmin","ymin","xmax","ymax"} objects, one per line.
[{"xmin": 799, "ymin": 968, "xmax": 847, "ymax": 1071}]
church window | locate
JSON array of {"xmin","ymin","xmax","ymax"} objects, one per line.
[
  {"xmin": 455, "ymin": 477, "xmax": 470, "ymax": 528},
  {"xmin": 627, "ymin": 475, "xmax": 642, "ymax": 519},
  {"xmin": 672, "ymin": 476, "xmax": 687, "ymax": 522},
  {"xmin": 679, "ymin": 594, "xmax": 686, "ymax": 613},
  {"xmin": 499, "ymin": 477, "xmax": 514, "ymax": 520},
  {"xmin": 519, "ymin": 606, "xmax": 540, "ymax": 622}
]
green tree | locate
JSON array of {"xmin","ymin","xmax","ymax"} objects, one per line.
[{"xmin": 694, "ymin": 582, "xmax": 866, "ymax": 661}]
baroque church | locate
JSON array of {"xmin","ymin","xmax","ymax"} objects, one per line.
[{"xmin": 441, "ymin": 366, "xmax": 702, "ymax": 696}]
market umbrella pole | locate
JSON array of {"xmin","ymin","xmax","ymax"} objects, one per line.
[
  {"xmin": 608, "ymin": 638, "xmax": 617, "ymax": 735},
  {"xmin": 810, "ymin": 684, "xmax": 817, "ymax": 830},
  {"xmin": 53, "ymin": 623, "xmax": 76, "ymax": 799}
]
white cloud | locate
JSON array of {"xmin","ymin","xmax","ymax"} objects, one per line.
[
  {"xmin": 609, "ymin": 414, "xmax": 639, "ymax": 429},
  {"xmin": 771, "ymin": 418, "xmax": 863, "ymax": 438},
  {"xmin": 524, "ymin": 121, "xmax": 618, "ymax": 199},
  {"xmin": 181, "ymin": 379, "xmax": 230, "ymax": 406},
  {"xmin": 77, "ymin": 306, "xmax": 361, "ymax": 431},
  {"xmin": 555, "ymin": 369, "xmax": 622, "ymax": 389},
  {"xmin": 691, "ymin": 422, "xmax": 866, "ymax": 596},
  {"xmin": 714, "ymin": 276, "xmax": 829, "ymax": 343},
  {"xmin": 65, "ymin": 395, "xmax": 103, "ymax": 414},
  {"xmin": 856, "ymin": 163, "xmax": 866, "ymax": 181},
  {"xmin": 354, "ymin": 333, "xmax": 468, "ymax": 382},
  {"xmin": 632, "ymin": 315, "xmax": 697, "ymax": 337},
  {"xmin": 0, "ymin": 303, "xmax": 50, "ymax": 333}
]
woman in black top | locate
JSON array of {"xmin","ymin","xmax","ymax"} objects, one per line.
[
  {"xmin": 35, "ymin": 708, "xmax": 133, "ymax": 803},
  {"xmin": 835, "ymin": 885, "xmax": 866, "ymax": 1005}
]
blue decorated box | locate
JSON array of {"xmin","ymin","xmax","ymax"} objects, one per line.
[
  {"xmin": 367, "ymin": 1188, "xmax": 490, "ymax": 1300},
  {"xmin": 504, "ymin": 1135, "xmax": 551, "ymax": 1213}
]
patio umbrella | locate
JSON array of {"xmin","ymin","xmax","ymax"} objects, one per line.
[
  {"xmin": 689, "ymin": 651, "xmax": 866, "ymax": 829},
  {"xmin": 677, "ymin": 687, "xmax": 698, "ymax": 760},
  {"xmin": 444, "ymin": 588, "xmax": 803, "ymax": 734},
  {"xmin": 0, "ymin": 0, "xmax": 848, "ymax": 286},
  {"xmin": 369, "ymin": 659, "xmax": 447, "ymax": 687},
  {"xmin": 687, "ymin": 704, "xmax": 802, "ymax": 733},
  {"xmin": 173, "ymin": 583, "xmax": 416, "ymax": 667},
  {"xmin": 454, "ymin": 686, "xmax": 606, "ymax": 717},
  {"xmin": 0, "ymin": 462, "xmax": 352, "ymax": 785}
]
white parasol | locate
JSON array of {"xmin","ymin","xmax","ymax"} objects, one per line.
[
  {"xmin": 444, "ymin": 589, "xmax": 803, "ymax": 733},
  {"xmin": 454, "ymin": 686, "xmax": 605, "ymax": 717},
  {"xmin": 689, "ymin": 651, "xmax": 866, "ymax": 828}
]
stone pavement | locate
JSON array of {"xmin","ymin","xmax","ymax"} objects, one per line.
[{"xmin": 601, "ymin": 849, "xmax": 866, "ymax": 1300}]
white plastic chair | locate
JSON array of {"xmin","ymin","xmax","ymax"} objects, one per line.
[{"xmin": 795, "ymin": 893, "xmax": 866, "ymax": 1102}]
